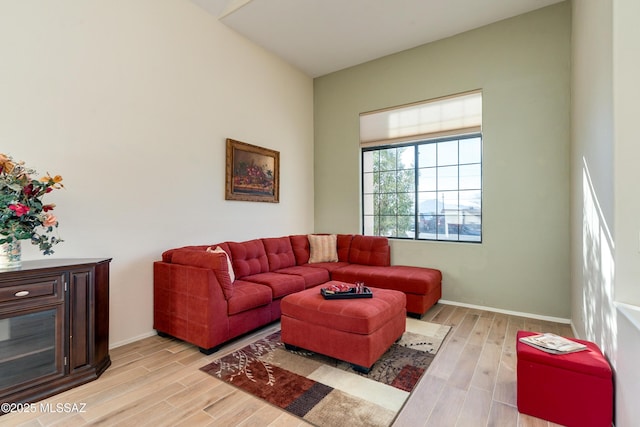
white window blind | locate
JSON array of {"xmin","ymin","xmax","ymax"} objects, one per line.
[{"xmin": 359, "ymin": 90, "xmax": 482, "ymax": 147}]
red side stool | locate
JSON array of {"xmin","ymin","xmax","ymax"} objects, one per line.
[{"xmin": 516, "ymin": 330, "xmax": 613, "ymax": 427}]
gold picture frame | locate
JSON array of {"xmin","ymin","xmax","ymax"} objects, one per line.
[{"xmin": 225, "ymin": 138, "xmax": 280, "ymax": 203}]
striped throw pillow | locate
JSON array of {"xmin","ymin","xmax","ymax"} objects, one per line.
[{"xmin": 307, "ymin": 234, "xmax": 338, "ymax": 263}]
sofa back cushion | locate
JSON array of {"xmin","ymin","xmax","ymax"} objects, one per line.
[
  {"xmin": 289, "ymin": 233, "xmax": 354, "ymax": 265},
  {"xmin": 348, "ymin": 235, "xmax": 390, "ymax": 266},
  {"xmin": 227, "ymin": 239, "xmax": 269, "ymax": 278},
  {"xmin": 171, "ymin": 250, "xmax": 234, "ymax": 299},
  {"xmin": 289, "ymin": 235, "xmax": 310, "ymax": 265},
  {"xmin": 262, "ymin": 237, "xmax": 296, "ymax": 270},
  {"xmin": 336, "ymin": 234, "xmax": 354, "ymax": 262}
]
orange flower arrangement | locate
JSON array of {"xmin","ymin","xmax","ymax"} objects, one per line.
[{"xmin": 0, "ymin": 153, "xmax": 63, "ymax": 255}]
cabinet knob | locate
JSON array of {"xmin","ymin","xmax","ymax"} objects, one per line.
[{"xmin": 14, "ymin": 290, "xmax": 30, "ymax": 297}]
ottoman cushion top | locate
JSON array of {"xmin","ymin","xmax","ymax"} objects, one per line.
[
  {"xmin": 281, "ymin": 284, "xmax": 406, "ymax": 335},
  {"xmin": 517, "ymin": 331, "xmax": 611, "ymax": 378}
]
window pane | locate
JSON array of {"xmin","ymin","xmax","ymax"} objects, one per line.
[
  {"xmin": 363, "ymin": 215, "xmax": 375, "ymax": 235},
  {"xmin": 438, "ymin": 166, "xmax": 458, "ymax": 191},
  {"xmin": 363, "ymin": 151, "xmax": 375, "ymax": 173},
  {"xmin": 418, "ymin": 143, "xmax": 436, "ymax": 168},
  {"xmin": 363, "ymin": 172, "xmax": 374, "ymax": 194},
  {"xmin": 379, "ymin": 216, "xmax": 396, "ymax": 237},
  {"xmin": 398, "ymin": 216, "xmax": 414, "ymax": 238},
  {"xmin": 418, "ymin": 192, "xmax": 438, "ymax": 216},
  {"xmin": 377, "ymin": 171, "xmax": 396, "ymax": 193},
  {"xmin": 378, "ymin": 193, "xmax": 396, "ymax": 215},
  {"xmin": 370, "ymin": 150, "xmax": 380, "ymax": 172},
  {"xmin": 459, "ymin": 164, "xmax": 481, "ymax": 190},
  {"xmin": 363, "ymin": 193, "xmax": 374, "ymax": 215},
  {"xmin": 379, "ymin": 148, "xmax": 397, "ymax": 171},
  {"xmin": 438, "ymin": 140, "xmax": 458, "ymax": 166},
  {"xmin": 418, "ymin": 167, "xmax": 436, "ymax": 192},
  {"xmin": 459, "ymin": 137, "xmax": 481, "ymax": 164},
  {"xmin": 397, "ymin": 169, "xmax": 415, "ymax": 193},
  {"xmin": 397, "ymin": 192, "xmax": 415, "ymax": 216},
  {"xmin": 438, "ymin": 191, "xmax": 459, "ymax": 212},
  {"xmin": 397, "ymin": 146, "xmax": 415, "ymax": 169}
]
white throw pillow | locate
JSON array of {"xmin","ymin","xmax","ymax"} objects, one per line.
[
  {"xmin": 307, "ymin": 234, "xmax": 338, "ymax": 263},
  {"xmin": 207, "ymin": 246, "xmax": 235, "ymax": 283}
]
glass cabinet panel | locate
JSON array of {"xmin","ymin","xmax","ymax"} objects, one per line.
[{"xmin": 0, "ymin": 306, "xmax": 63, "ymax": 390}]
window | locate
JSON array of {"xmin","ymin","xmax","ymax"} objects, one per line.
[{"xmin": 360, "ymin": 91, "xmax": 482, "ymax": 242}]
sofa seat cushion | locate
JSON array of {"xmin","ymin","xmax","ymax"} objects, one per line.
[
  {"xmin": 227, "ymin": 280, "xmax": 273, "ymax": 315},
  {"xmin": 242, "ymin": 272, "xmax": 305, "ymax": 298},
  {"xmin": 281, "ymin": 285, "xmax": 406, "ymax": 335},
  {"xmin": 332, "ymin": 264, "xmax": 442, "ymax": 295},
  {"xmin": 274, "ymin": 265, "xmax": 330, "ymax": 288},
  {"xmin": 307, "ymin": 261, "xmax": 351, "ymax": 273}
]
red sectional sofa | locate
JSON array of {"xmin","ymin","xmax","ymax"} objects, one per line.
[{"xmin": 153, "ymin": 234, "xmax": 442, "ymax": 354}]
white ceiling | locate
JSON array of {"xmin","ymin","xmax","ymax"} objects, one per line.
[{"xmin": 191, "ymin": 0, "xmax": 564, "ymax": 77}]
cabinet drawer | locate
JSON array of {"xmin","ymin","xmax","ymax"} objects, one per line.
[{"xmin": 0, "ymin": 275, "xmax": 64, "ymax": 304}]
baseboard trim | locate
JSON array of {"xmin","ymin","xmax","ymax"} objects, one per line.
[
  {"xmin": 109, "ymin": 331, "xmax": 158, "ymax": 350},
  {"xmin": 439, "ymin": 299, "xmax": 571, "ymax": 324}
]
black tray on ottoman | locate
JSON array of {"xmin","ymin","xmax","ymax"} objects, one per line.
[{"xmin": 320, "ymin": 287, "xmax": 373, "ymax": 299}]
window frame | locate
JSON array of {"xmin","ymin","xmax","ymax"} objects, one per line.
[{"xmin": 361, "ymin": 132, "xmax": 483, "ymax": 243}]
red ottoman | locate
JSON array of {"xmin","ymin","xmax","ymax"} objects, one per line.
[
  {"xmin": 516, "ymin": 330, "xmax": 613, "ymax": 427},
  {"xmin": 280, "ymin": 283, "xmax": 406, "ymax": 372}
]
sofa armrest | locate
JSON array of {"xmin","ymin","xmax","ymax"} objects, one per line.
[{"xmin": 153, "ymin": 261, "xmax": 230, "ymax": 351}]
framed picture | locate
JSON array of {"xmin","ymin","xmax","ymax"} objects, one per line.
[{"xmin": 225, "ymin": 138, "xmax": 280, "ymax": 203}]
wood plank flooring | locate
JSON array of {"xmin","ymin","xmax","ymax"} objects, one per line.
[{"xmin": 1, "ymin": 303, "xmax": 573, "ymax": 427}]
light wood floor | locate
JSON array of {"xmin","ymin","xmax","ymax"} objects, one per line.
[{"xmin": 1, "ymin": 303, "xmax": 573, "ymax": 427}]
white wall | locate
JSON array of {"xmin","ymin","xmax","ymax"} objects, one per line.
[
  {"xmin": 572, "ymin": 0, "xmax": 640, "ymax": 424},
  {"xmin": 314, "ymin": 3, "xmax": 572, "ymax": 319},
  {"xmin": 0, "ymin": 0, "xmax": 314, "ymax": 347}
]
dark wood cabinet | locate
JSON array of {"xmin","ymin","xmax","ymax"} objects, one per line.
[{"xmin": 0, "ymin": 259, "xmax": 111, "ymax": 410}]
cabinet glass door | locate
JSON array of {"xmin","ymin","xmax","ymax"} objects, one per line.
[{"xmin": 0, "ymin": 306, "xmax": 64, "ymax": 391}]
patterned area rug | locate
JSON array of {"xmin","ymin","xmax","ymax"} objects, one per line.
[{"xmin": 200, "ymin": 318, "xmax": 451, "ymax": 427}]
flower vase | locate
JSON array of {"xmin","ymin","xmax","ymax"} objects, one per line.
[{"xmin": 0, "ymin": 239, "xmax": 21, "ymax": 269}]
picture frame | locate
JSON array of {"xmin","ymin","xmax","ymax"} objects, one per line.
[{"xmin": 225, "ymin": 138, "xmax": 280, "ymax": 203}]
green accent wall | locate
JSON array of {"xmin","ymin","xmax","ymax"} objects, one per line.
[{"xmin": 313, "ymin": 2, "xmax": 571, "ymax": 318}]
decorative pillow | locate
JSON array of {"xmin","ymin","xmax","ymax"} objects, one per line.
[
  {"xmin": 207, "ymin": 246, "xmax": 235, "ymax": 283},
  {"xmin": 307, "ymin": 234, "xmax": 338, "ymax": 263}
]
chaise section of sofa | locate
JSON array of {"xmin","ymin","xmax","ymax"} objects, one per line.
[
  {"xmin": 153, "ymin": 233, "xmax": 442, "ymax": 353},
  {"xmin": 330, "ymin": 235, "xmax": 442, "ymax": 316}
]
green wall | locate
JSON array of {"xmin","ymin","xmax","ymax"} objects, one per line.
[{"xmin": 313, "ymin": 2, "xmax": 571, "ymax": 318}]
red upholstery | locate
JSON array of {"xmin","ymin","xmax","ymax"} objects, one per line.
[
  {"xmin": 274, "ymin": 265, "xmax": 330, "ymax": 288},
  {"xmin": 227, "ymin": 280, "xmax": 272, "ymax": 315},
  {"xmin": 516, "ymin": 330, "xmax": 613, "ymax": 427},
  {"xmin": 153, "ymin": 233, "xmax": 441, "ymax": 353},
  {"xmin": 306, "ymin": 261, "xmax": 350, "ymax": 273},
  {"xmin": 281, "ymin": 285, "xmax": 406, "ymax": 368},
  {"xmin": 348, "ymin": 235, "xmax": 390, "ymax": 266},
  {"xmin": 337, "ymin": 234, "xmax": 354, "ymax": 261},
  {"xmin": 171, "ymin": 250, "xmax": 234, "ymax": 299},
  {"xmin": 289, "ymin": 234, "xmax": 311, "ymax": 265},
  {"xmin": 281, "ymin": 284, "xmax": 405, "ymax": 334},
  {"xmin": 241, "ymin": 272, "xmax": 305, "ymax": 299},
  {"xmin": 228, "ymin": 239, "xmax": 269, "ymax": 278},
  {"xmin": 332, "ymin": 264, "xmax": 442, "ymax": 315},
  {"xmin": 262, "ymin": 236, "xmax": 296, "ymax": 270},
  {"xmin": 153, "ymin": 262, "xmax": 229, "ymax": 351}
]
